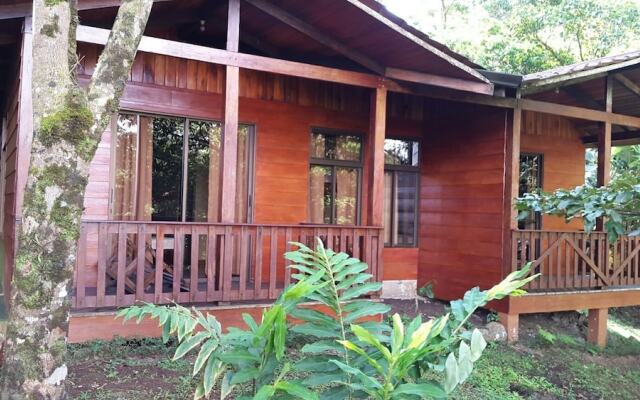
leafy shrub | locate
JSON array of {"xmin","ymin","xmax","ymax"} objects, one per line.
[{"xmin": 118, "ymin": 238, "xmax": 536, "ymax": 399}]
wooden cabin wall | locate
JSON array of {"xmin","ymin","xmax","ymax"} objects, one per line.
[
  {"xmin": 1, "ymin": 40, "xmax": 22, "ymax": 303},
  {"xmin": 76, "ymin": 44, "xmax": 424, "ymax": 284},
  {"xmin": 520, "ymin": 111, "xmax": 585, "ymax": 230},
  {"xmin": 418, "ymin": 100, "xmax": 509, "ymax": 300}
]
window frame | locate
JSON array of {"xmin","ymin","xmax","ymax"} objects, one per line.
[
  {"xmin": 518, "ymin": 152, "xmax": 544, "ymax": 230},
  {"xmin": 309, "ymin": 127, "xmax": 364, "ymax": 225},
  {"xmin": 384, "ymin": 137, "xmax": 421, "ymax": 248},
  {"xmin": 110, "ymin": 110, "xmax": 256, "ymax": 223}
]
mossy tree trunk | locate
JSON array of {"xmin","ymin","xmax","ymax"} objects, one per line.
[{"xmin": 1, "ymin": 0, "xmax": 153, "ymax": 398}]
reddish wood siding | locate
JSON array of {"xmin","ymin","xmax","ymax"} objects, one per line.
[
  {"xmin": 76, "ymin": 44, "xmax": 425, "ymax": 283},
  {"xmin": 2, "ymin": 44, "xmax": 22, "ymax": 301},
  {"xmin": 520, "ymin": 111, "xmax": 585, "ymax": 230},
  {"xmin": 418, "ymin": 101, "xmax": 509, "ymax": 300}
]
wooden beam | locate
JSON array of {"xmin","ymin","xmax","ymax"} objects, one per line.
[
  {"xmin": 344, "ymin": 0, "xmax": 491, "ymax": 85},
  {"xmin": 520, "ymin": 98, "xmax": 640, "ymax": 129},
  {"xmin": 597, "ymin": 75, "xmax": 613, "ymax": 187},
  {"xmin": 508, "ymin": 288, "xmax": 640, "ymax": 314},
  {"xmin": 77, "ymin": 25, "xmax": 391, "ymax": 89},
  {"xmin": 385, "ymin": 67, "xmax": 494, "ymax": 95},
  {"xmin": 220, "ymin": 0, "xmax": 240, "ymax": 223},
  {"xmin": 503, "ymin": 93, "xmax": 521, "ymax": 278},
  {"xmin": 244, "ymin": 0, "xmax": 385, "ymax": 75},
  {"xmin": 583, "ymin": 130, "xmax": 640, "ymax": 146},
  {"xmin": 614, "ymin": 73, "xmax": 640, "ymax": 99},
  {"xmin": 367, "ymin": 87, "xmax": 387, "ymax": 226},
  {"xmin": 0, "ymin": 0, "xmax": 171, "ymax": 20}
]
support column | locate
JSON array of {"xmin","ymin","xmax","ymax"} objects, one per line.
[
  {"xmin": 587, "ymin": 308, "xmax": 608, "ymax": 348},
  {"xmin": 367, "ymin": 86, "xmax": 387, "ymax": 227},
  {"xmin": 498, "ymin": 312, "xmax": 519, "ymax": 343},
  {"xmin": 220, "ymin": 0, "xmax": 240, "ymax": 223},
  {"xmin": 503, "ymin": 94, "xmax": 522, "ymax": 277},
  {"xmin": 596, "ymin": 75, "xmax": 612, "ymax": 231},
  {"xmin": 15, "ymin": 16, "xmax": 33, "ymax": 219}
]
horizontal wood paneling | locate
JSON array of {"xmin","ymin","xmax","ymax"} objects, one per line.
[
  {"xmin": 383, "ymin": 248, "xmax": 418, "ymax": 280},
  {"xmin": 75, "ymin": 43, "xmax": 426, "ymax": 285},
  {"xmin": 521, "ymin": 111, "xmax": 585, "ymax": 230},
  {"xmin": 418, "ymin": 100, "xmax": 509, "ymax": 300}
]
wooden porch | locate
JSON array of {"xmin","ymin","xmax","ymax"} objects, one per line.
[
  {"xmin": 511, "ymin": 230, "xmax": 640, "ymax": 292},
  {"xmin": 72, "ymin": 221, "xmax": 383, "ymax": 310}
]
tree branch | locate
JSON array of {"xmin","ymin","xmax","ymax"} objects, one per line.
[{"xmin": 87, "ymin": 0, "xmax": 154, "ymax": 138}]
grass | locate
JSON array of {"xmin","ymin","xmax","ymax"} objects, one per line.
[{"xmin": 67, "ymin": 308, "xmax": 640, "ymax": 399}]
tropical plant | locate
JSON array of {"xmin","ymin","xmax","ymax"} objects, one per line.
[
  {"xmin": 118, "ymin": 271, "xmax": 325, "ymax": 399},
  {"xmin": 283, "ymin": 239, "xmax": 391, "ymax": 398},
  {"xmin": 329, "ymin": 265, "xmax": 538, "ymax": 399},
  {"xmin": 119, "ymin": 240, "xmax": 536, "ymax": 400}
]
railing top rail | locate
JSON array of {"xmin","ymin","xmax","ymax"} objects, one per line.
[
  {"xmin": 513, "ymin": 229, "xmax": 608, "ymax": 234},
  {"xmin": 80, "ymin": 220, "xmax": 384, "ymax": 230}
]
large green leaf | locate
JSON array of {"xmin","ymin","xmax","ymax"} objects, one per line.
[{"xmin": 392, "ymin": 382, "xmax": 447, "ymax": 399}]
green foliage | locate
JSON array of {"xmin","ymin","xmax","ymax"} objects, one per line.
[
  {"xmin": 384, "ymin": 0, "xmax": 640, "ymax": 74},
  {"xmin": 516, "ymin": 172, "xmax": 640, "ymax": 242},
  {"xmin": 118, "ymin": 240, "xmax": 537, "ymax": 400}
]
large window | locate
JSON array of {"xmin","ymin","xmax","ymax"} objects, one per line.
[
  {"xmin": 309, "ymin": 129, "xmax": 362, "ymax": 225},
  {"xmin": 384, "ymin": 138, "xmax": 419, "ymax": 247},
  {"xmin": 519, "ymin": 153, "xmax": 543, "ymax": 230},
  {"xmin": 111, "ymin": 113, "xmax": 254, "ymax": 223}
]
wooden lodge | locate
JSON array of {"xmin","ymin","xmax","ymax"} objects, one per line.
[{"xmin": 0, "ymin": 0, "xmax": 639, "ymax": 346}]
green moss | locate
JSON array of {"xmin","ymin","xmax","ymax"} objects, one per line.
[
  {"xmin": 40, "ymin": 14, "xmax": 60, "ymax": 37},
  {"xmin": 38, "ymin": 90, "xmax": 94, "ymax": 160},
  {"xmin": 44, "ymin": 0, "xmax": 66, "ymax": 5}
]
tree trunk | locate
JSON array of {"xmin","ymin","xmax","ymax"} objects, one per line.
[{"xmin": 1, "ymin": 0, "xmax": 153, "ymax": 398}]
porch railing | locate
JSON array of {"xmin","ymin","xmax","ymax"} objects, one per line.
[
  {"xmin": 73, "ymin": 221, "xmax": 384, "ymax": 310},
  {"xmin": 511, "ymin": 230, "xmax": 640, "ymax": 292}
]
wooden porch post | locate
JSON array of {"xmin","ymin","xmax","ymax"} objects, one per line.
[
  {"xmin": 220, "ymin": 0, "xmax": 240, "ymax": 223},
  {"xmin": 596, "ymin": 75, "xmax": 612, "ymax": 231},
  {"xmin": 587, "ymin": 308, "xmax": 608, "ymax": 348},
  {"xmin": 367, "ymin": 86, "xmax": 387, "ymax": 227}
]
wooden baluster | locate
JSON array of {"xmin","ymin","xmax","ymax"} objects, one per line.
[
  {"xmin": 556, "ymin": 233, "xmax": 562, "ymax": 290},
  {"xmin": 635, "ymin": 237, "xmax": 639, "ymax": 285},
  {"xmin": 173, "ymin": 226, "xmax": 183, "ymax": 302},
  {"xmin": 154, "ymin": 225, "xmax": 165, "ymax": 304},
  {"xmin": 116, "ymin": 223, "xmax": 127, "ymax": 306},
  {"xmin": 97, "ymin": 223, "xmax": 107, "ymax": 307},
  {"xmin": 284, "ymin": 227, "xmax": 292, "ymax": 288},
  {"xmin": 269, "ymin": 227, "xmax": 278, "ymax": 299},
  {"xmin": 239, "ymin": 226, "xmax": 249, "ymax": 300},
  {"xmin": 364, "ymin": 229, "xmax": 373, "ymax": 276},
  {"xmin": 340, "ymin": 228, "xmax": 347, "ymax": 253},
  {"xmin": 206, "ymin": 226, "xmax": 217, "ymax": 301},
  {"xmin": 74, "ymin": 223, "xmax": 87, "ymax": 309},
  {"xmin": 136, "ymin": 224, "xmax": 146, "ymax": 301},
  {"xmin": 565, "ymin": 233, "xmax": 571, "ymax": 289},
  {"xmin": 222, "ymin": 225, "xmax": 234, "ymax": 301},
  {"xmin": 190, "ymin": 227, "xmax": 199, "ymax": 302},
  {"xmin": 255, "ymin": 226, "xmax": 263, "ymax": 298},
  {"xmin": 353, "ymin": 228, "xmax": 360, "ymax": 260}
]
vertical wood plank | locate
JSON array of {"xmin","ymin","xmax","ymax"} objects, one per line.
[
  {"xmin": 136, "ymin": 224, "xmax": 146, "ymax": 301},
  {"xmin": 367, "ymin": 87, "xmax": 387, "ymax": 226},
  {"xmin": 75, "ymin": 223, "xmax": 87, "ymax": 308},
  {"xmin": 269, "ymin": 227, "xmax": 278, "ymax": 299},
  {"xmin": 222, "ymin": 226, "xmax": 234, "ymax": 301},
  {"xmin": 97, "ymin": 223, "xmax": 107, "ymax": 307},
  {"xmin": 116, "ymin": 223, "xmax": 127, "ymax": 306},
  {"xmin": 173, "ymin": 226, "xmax": 183, "ymax": 301},
  {"xmin": 206, "ymin": 226, "xmax": 217, "ymax": 301},
  {"xmin": 255, "ymin": 226, "xmax": 263, "ymax": 298},
  {"xmin": 284, "ymin": 227, "xmax": 292, "ymax": 287},
  {"xmin": 239, "ymin": 226, "xmax": 249, "ymax": 299},
  {"xmin": 190, "ymin": 227, "xmax": 199, "ymax": 302},
  {"xmin": 154, "ymin": 226, "xmax": 164, "ymax": 304}
]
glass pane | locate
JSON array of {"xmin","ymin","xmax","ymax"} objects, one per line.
[
  {"xmin": 186, "ymin": 120, "xmax": 221, "ymax": 222},
  {"xmin": 519, "ymin": 154, "xmax": 543, "ymax": 230},
  {"xmin": 383, "ymin": 171, "xmax": 393, "ymax": 244},
  {"xmin": 335, "ymin": 167, "xmax": 358, "ymax": 225},
  {"xmin": 395, "ymin": 172, "xmax": 418, "ymax": 246},
  {"xmin": 150, "ymin": 116, "xmax": 185, "ymax": 221},
  {"xmin": 309, "ymin": 165, "xmax": 333, "ymax": 224},
  {"xmin": 235, "ymin": 125, "xmax": 251, "ymax": 223},
  {"xmin": 112, "ymin": 114, "xmax": 138, "ymax": 220},
  {"xmin": 385, "ymin": 139, "xmax": 419, "ymax": 166},
  {"xmin": 311, "ymin": 132, "xmax": 361, "ymax": 161}
]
